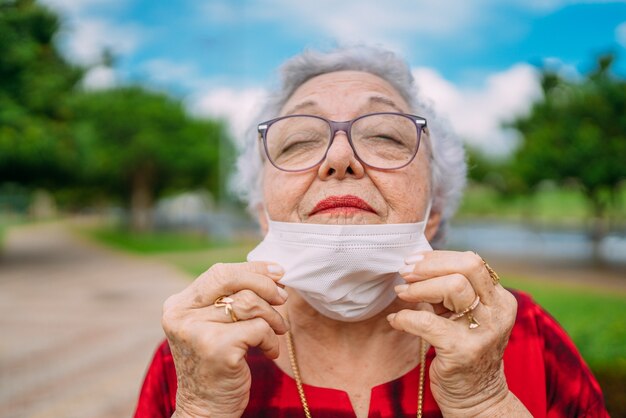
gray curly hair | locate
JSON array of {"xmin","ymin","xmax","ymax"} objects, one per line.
[{"xmin": 232, "ymin": 45, "xmax": 467, "ymax": 248}]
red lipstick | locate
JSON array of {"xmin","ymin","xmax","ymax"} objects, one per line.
[{"xmin": 310, "ymin": 195, "xmax": 376, "ymax": 216}]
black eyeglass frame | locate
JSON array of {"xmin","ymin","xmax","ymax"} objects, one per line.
[{"xmin": 257, "ymin": 112, "xmax": 428, "ymax": 172}]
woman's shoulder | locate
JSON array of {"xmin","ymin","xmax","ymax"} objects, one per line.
[{"xmin": 507, "ymin": 287, "xmax": 552, "ymax": 326}]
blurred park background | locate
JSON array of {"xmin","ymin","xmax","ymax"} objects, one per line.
[{"xmin": 1, "ymin": 0, "xmax": 625, "ymax": 416}]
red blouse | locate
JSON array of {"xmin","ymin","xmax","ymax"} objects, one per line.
[{"xmin": 134, "ymin": 290, "xmax": 609, "ymax": 417}]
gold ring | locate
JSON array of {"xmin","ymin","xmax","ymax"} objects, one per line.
[
  {"xmin": 214, "ymin": 296, "xmax": 238, "ymax": 323},
  {"xmin": 483, "ymin": 260, "xmax": 500, "ymax": 286},
  {"xmin": 451, "ymin": 295, "xmax": 481, "ymax": 320},
  {"xmin": 451, "ymin": 296, "xmax": 481, "ymax": 328}
]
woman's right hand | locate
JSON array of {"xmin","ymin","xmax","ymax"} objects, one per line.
[{"xmin": 161, "ymin": 261, "xmax": 289, "ymax": 418}]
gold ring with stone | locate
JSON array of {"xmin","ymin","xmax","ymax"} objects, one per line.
[
  {"xmin": 214, "ymin": 296, "xmax": 238, "ymax": 323},
  {"xmin": 451, "ymin": 296, "xmax": 481, "ymax": 329}
]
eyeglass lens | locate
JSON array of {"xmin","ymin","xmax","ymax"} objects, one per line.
[{"xmin": 265, "ymin": 114, "xmax": 419, "ymax": 171}]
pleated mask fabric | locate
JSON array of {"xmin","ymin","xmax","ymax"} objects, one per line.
[{"xmin": 247, "ymin": 220, "xmax": 432, "ymax": 322}]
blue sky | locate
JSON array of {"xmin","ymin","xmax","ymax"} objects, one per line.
[{"xmin": 42, "ymin": 0, "xmax": 626, "ymax": 154}]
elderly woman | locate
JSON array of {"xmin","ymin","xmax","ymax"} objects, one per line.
[{"xmin": 134, "ymin": 46, "xmax": 607, "ymax": 417}]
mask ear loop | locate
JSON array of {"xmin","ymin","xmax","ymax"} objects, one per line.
[
  {"xmin": 423, "ymin": 199, "xmax": 433, "ymax": 224},
  {"xmin": 264, "ymin": 207, "xmax": 271, "ymax": 223}
]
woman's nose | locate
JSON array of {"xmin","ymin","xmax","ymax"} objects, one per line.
[{"xmin": 317, "ymin": 131, "xmax": 365, "ymax": 180}]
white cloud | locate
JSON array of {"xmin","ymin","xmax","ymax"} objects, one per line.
[
  {"xmin": 63, "ymin": 18, "xmax": 143, "ymax": 65},
  {"xmin": 142, "ymin": 59, "xmax": 202, "ymax": 90},
  {"xmin": 617, "ymin": 22, "xmax": 626, "ymax": 48},
  {"xmin": 197, "ymin": 0, "xmax": 604, "ymax": 56},
  {"xmin": 41, "ymin": 0, "xmax": 143, "ymax": 67},
  {"xmin": 187, "ymin": 88, "xmax": 267, "ymax": 147},
  {"xmin": 82, "ymin": 65, "xmax": 116, "ymax": 90},
  {"xmin": 199, "ymin": 0, "xmax": 484, "ymax": 54},
  {"xmin": 413, "ymin": 64, "xmax": 542, "ymax": 155}
]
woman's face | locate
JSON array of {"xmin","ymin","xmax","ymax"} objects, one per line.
[{"xmin": 261, "ymin": 71, "xmax": 440, "ymax": 235}]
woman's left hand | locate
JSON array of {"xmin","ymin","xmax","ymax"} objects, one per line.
[{"xmin": 387, "ymin": 250, "xmax": 520, "ymax": 416}]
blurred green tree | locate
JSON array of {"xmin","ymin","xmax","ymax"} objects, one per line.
[
  {"xmin": 70, "ymin": 87, "xmax": 233, "ymax": 231},
  {"xmin": 0, "ymin": 0, "xmax": 234, "ymax": 230},
  {"xmin": 0, "ymin": 0, "xmax": 83, "ymax": 187},
  {"xmin": 510, "ymin": 54, "xmax": 626, "ymax": 256}
]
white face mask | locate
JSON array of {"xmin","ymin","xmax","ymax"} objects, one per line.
[{"xmin": 247, "ymin": 208, "xmax": 432, "ymax": 322}]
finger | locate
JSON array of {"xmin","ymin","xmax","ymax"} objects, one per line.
[
  {"xmin": 182, "ymin": 262, "xmax": 287, "ymax": 308},
  {"xmin": 231, "ymin": 317, "xmax": 281, "ymax": 360},
  {"xmin": 395, "ymin": 273, "xmax": 477, "ymax": 314},
  {"xmin": 205, "ymin": 289, "xmax": 290, "ymax": 335},
  {"xmin": 399, "ymin": 251, "xmax": 497, "ymax": 305},
  {"xmin": 387, "ymin": 308, "xmax": 455, "ymax": 350}
]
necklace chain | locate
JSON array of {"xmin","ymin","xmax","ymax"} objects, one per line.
[{"xmin": 285, "ymin": 329, "xmax": 427, "ymax": 418}]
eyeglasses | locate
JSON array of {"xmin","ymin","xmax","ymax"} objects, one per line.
[{"xmin": 257, "ymin": 112, "xmax": 427, "ymax": 172}]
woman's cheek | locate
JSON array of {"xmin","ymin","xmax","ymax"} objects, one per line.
[{"xmin": 263, "ymin": 169, "xmax": 312, "ymax": 222}]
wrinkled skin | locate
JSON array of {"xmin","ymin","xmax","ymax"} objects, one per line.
[{"xmin": 163, "ymin": 71, "xmax": 529, "ymax": 418}]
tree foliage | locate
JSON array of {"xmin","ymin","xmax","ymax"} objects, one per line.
[
  {"xmin": 510, "ymin": 55, "xmax": 626, "ymax": 224},
  {"xmin": 69, "ymin": 87, "xmax": 233, "ymax": 230},
  {"xmin": 0, "ymin": 0, "xmax": 235, "ymax": 231},
  {"xmin": 0, "ymin": 0, "xmax": 83, "ymax": 186}
]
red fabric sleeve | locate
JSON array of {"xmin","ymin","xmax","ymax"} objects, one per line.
[
  {"xmin": 133, "ymin": 340, "xmax": 177, "ymax": 418},
  {"xmin": 534, "ymin": 303, "xmax": 609, "ymax": 418}
]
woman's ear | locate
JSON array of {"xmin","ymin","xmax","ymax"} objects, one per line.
[
  {"xmin": 425, "ymin": 210, "xmax": 441, "ymax": 242},
  {"xmin": 256, "ymin": 203, "xmax": 269, "ymax": 236}
]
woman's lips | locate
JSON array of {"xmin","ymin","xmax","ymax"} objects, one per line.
[{"xmin": 309, "ymin": 195, "xmax": 376, "ymax": 216}]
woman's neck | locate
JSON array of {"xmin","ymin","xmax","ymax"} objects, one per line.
[{"xmin": 275, "ymin": 290, "xmax": 423, "ymax": 390}]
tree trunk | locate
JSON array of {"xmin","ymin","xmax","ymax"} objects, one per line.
[
  {"xmin": 130, "ymin": 165, "xmax": 154, "ymax": 232},
  {"xmin": 588, "ymin": 193, "xmax": 606, "ymax": 266}
]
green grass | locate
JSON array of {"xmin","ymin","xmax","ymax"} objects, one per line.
[
  {"xmin": 159, "ymin": 242, "xmax": 259, "ymax": 276},
  {"xmin": 457, "ymin": 184, "xmax": 626, "ymax": 226},
  {"xmin": 502, "ymin": 276, "xmax": 626, "ymax": 370},
  {"xmin": 87, "ymin": 227, "xmax": 236, "ymax": 254}
]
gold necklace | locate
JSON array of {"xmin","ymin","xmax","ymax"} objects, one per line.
[{"xmin": 285, "ymin": 330, "xmax": 427, "ymax": 418}]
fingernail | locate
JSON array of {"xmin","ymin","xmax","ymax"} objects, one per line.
[
  {"xmin": 387, "ymin": 313, "xmax": 396, "ymax": 321},
  {"xmin": 405, "ymin": 254, "xmax": 424, "ymax": 264},
  {"xmin": 268, "ymin": 264, "xmax": 284, "ymax": 275},
  {"xmin": 399, "ymin": 264, "xmax": 415, "ymax": 275},
  {"xmin": 395, "ymin": 284, "xmax": 409, "ymax": 293},
  {"xmin": 277, "ymin": 287, "xmax": 289, "ymax": 300}
]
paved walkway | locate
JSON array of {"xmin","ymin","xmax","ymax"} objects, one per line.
[{"xmin": 0, "ymin": 222, "xmax": 188, "ymax": 418}]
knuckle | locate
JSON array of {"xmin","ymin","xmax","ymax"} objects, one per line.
[
  {"xmin": 450, "ymin": 274, "xmax": 470, "ymax": 295},
  {"xmin": 416, "ymin": 312, "xmax": 437, "ymax": 332},
  {"xmin": 208, "ymin": 264, "xmax": 233, "ymax": 289},
  {"xmin": 162, "ymin": 294, "xmax": 179, "ymax": 316},
  {"xmin": 208, "ymin": 262, "xmax": 227, "ymax": 275},
  {"xmin": 224, "ymin": 353, "xmax": 241, "ymax": 371},
  {"xmin": 161, "ymin": 298, "xmax": 182, "ymax": 333},
  {"xmin": 251, "ymin": 317, "xmax": 272, "ymax": 334},
  {"xmin": 236, "ymin": 289, "xmax": 257, "ymax": 311},
  {"xmin": 464, "ymin": 251, "xmax": 484, "ymax": 274},
  {"xmin": 207, "ymin": 263, "xmax": 231, "ymax": 283}
]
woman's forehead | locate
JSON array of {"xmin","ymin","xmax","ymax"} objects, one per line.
[{"xmin": 281, "ymin": 71, "xmax": 411, "ymax": 117}]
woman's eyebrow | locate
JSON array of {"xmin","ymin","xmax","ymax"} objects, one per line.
[{"xmin": 365, "ymin": 96, "xmax": 405, "ymax": 112}]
